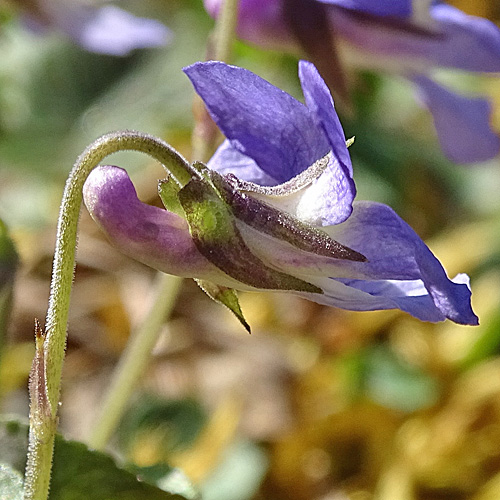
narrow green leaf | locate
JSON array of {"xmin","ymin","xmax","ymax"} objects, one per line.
[
  {"xmin": 196, "ymin": 280, "xmax": 251, "ymax": 333},
  {"xmin": 178, "ymin": 176, "xmax": 321, "ymax": 293},
  {"xmin": 158, "ymin": 176, "xmax": 184, "ymax": 217}
]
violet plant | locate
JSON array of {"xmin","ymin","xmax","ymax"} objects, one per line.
[
  {"xmin": 84, "ymin": 61, "xmax": 477, "ymax": 326},
  {"xmin": 23, "ymin": 59, "xmax": 478, "ymax": 497},
  {"xmin": 204, "ymin": 0, "xmax": 500, "ymax": 164},
  {"xmin": 20, "ymin": 1, "xmax": 482, "ymax": 499}
]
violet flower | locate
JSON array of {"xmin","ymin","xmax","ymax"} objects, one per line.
[
  {"xmin": 83, "ymin": 61, "xmax": 478, "ymax": 326},
  {"xmin": 204, "ymin": 0, "xmax": 500, "ymax": 164},
  {"xmin": 20, "ymin": 1, "xmax": 171, "ymax": 56}
]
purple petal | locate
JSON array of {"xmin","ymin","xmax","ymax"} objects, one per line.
[
  {"xmin": 324, "ymin": 201, "xmax": 478, "ymax": 324},
  {"xmin": 299, "ymin": 60, "xmax": 352, "ymax": 174},
  {"xmin": 74, "ymin": 6, "xmax": 171, "ymax": 56},
  {"xmin": 237, "ymin": 200, "xmax": 477, "ymax": 324},
  {"xmin": 428, "ymin": 4, "xmax": 500, "ymax": 73},
  {"xmin": 83, "ymin": 165, "xmax": 224, "ymax": 280},
  {"xmin": 207, "ymin": 140, "xmax": 279, "ymax": 186},
  {"xmin": 318, "ymin": 0, "xmax": 412, "ymax": 17},
  {"xmin": 326, "ymin": 4, "xmax": 500, "ymax": 74},
  {"xmin": 299, "ymin": 277, "xmax": 450, "ymax": 322},
  {"xmin": 298, "ymin": 60, "xmax": 355, "ymax": 224},
  {"xmin": 413, "ymin": 76, "xmax": 500, "ymax": 164},
  {"xmin": 184, "ymin": 61, "xmax": 330, "ymax": 183}
]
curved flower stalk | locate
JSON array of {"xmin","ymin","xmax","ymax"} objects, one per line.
[
  {"xmin": 17, "ymin": 0, "xmax": 171, "ymax": 56},
  {"xmin": 204, "ymin": 0, "xmax": 500, "ymax": 164},
  {"xmin": 84, "ymin": 60, "xmax": 478, "ymax": 326}
]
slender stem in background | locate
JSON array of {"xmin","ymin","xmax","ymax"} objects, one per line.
[
  {"xmin": 90, "ymin": 0, "xmax": 243, "ymax": 450},
  {"xmin": 191, "ymin": 0, "xmax": 240, "ymax": 161},
  {"xmin": 88, "ymin": 274, "xmax": 183, "ymax": 450},
  {"xmin": 23, "ymin": 131, "xmax": 193, "ymax": 500},
  {"xmin": 213, "ymin": 0, "xmax": 240, "ymax": 65}
]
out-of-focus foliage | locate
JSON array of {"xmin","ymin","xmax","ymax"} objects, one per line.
[
  {"xmin": 0, "ymin": 219, "xmax": 18, "ymax": 359},
  {"xmin": 0, "ymin": 418, "xmax": 196, "ymax": 499},
  {"xmin": 0, "ymin": 0, "xmax": 500, "ymax": 499}
]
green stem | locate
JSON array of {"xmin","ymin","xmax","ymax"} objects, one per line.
[
  {"xmin": 88, "ymin": 273, "xmax": 182, "ymax": 450},
  {"xmin": 23, "ymin": 131, "xmax": 193, "ymax": 500},
  {"xmin": 213, "ymin": 0, "xmax": 240, "ymax": 63},
  {"xmin": 191, "ymin": 0, "xmax": 240, "ymax": 162},
  {"xmin": 88, "ymin": 1, "xmax": 241, "ymax": 447}
]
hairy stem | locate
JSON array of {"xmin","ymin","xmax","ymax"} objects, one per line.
[
  {"xmin": 88, "ymin": 273, "xmax": 183, "ymax": 450},
  {"xmin": 23, "ymin": 131, "xmax": 193, "ymax": 500}
]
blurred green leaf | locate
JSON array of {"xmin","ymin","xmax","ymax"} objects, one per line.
[
  {"xmin": 0, "ymin": 464, "xmax": 23, "ymax": 500},
  {"xmin": 119, "ymin": 396, "xmax": 207, "ymax": 457},
  {"xmin": 0, "ymin": 418, "xmax": 191, "ymax": 499},
  {"xmin": 0, "ymin": 219, "xmax": 18, "ymax": 360},
  {"xmin": 364, "ymin": 344, "xmax": 440, "ymax": 412}
]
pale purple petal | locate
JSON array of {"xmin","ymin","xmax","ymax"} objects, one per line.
[
  {"xmin": 184, "ymin": 61, "xmax": 330, "ymax": 183},
  {"xmin": 74, "ymin": 6, "xmax": 171, "ymax": 56},
  {"xmin": 187, "ymin": 61, "xmax": 356, "ymax": 226},
  {"xmin": 299, "ymin": 60, "xmax": 352, "ymax": 174},
  {"xmin": 207, "ymin": 140, "xmax": 279, "ymax": 186},
  {"xmin": 83, "ymin": 165, "xmax": 224, "ymax": 280},
  {"xmin": 413, "ymin": 76, "xmax": 500, "ymax": 164}
]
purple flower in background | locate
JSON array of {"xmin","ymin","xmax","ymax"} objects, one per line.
[
  {"xmin": 83, "ymin": 61, "xmax": 478, "ymax": 326},
  {"xmin": 19, "ymin": 1, "xmax": 171, "ymax": 56},
  {"xmin": 204, "ymin": 0, "xmax": 500, "ymax": 164}
]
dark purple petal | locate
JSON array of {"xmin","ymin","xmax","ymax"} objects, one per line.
[
  {"xmin": 318, "ymin": 0, "xmax": 412, "ymax": 17},
  {"xmin": 413, "ymin": 76, "xmax": 500, "ymax": 164},
  {"xmin": 184, "ymin": 61, "xmax": 330, "ymax": 183},
  {"xmin": 83, "ymin": 165, "xmax": 222, "ymax": 279}
]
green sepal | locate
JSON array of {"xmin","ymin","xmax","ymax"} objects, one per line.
[
  {"xmin": 209, "ymin": 171, "xmax": 365, "ymax": 262},
  {"xmin": 195, "ymin": 279, "xmax": 251, "ymax": 333},
  {"xmin": 178, "ymin": 175, "xmax": 321, "ymax": 294},
  {"xmin": 158, "ymin": 176, "xmax": 184, "ymax": 218}
]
